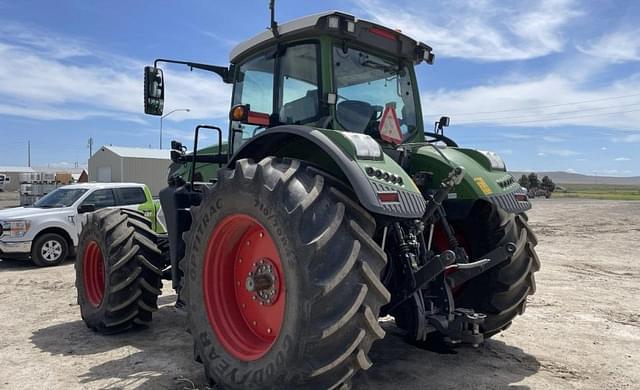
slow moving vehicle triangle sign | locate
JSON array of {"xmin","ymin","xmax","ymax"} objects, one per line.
[{"xmin": 379, "ymin": 103, "xmax": 403, "ymax": 145}]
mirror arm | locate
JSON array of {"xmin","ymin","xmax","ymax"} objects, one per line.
[{"xmin": 153, "ymin": 59, "xmax": 233, "ymax": 83}]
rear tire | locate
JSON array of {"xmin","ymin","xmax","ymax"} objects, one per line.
[
  {"xmin": 456, "ymin": 203, "xmax": 540, "ymax": 337},
  {"xmin": 75, "ymin": 208, "xmax": 165, "ymax": 333},
  {"xmin": 183, "ymin": 157, "xmax": 390, "ymax": 389}
]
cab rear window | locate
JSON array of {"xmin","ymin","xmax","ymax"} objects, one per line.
[{"xmin": 116, "ymin": 187, "xmax": 146, "ymax": 205}]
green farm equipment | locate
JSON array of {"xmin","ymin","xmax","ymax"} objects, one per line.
[{"xmin": 76, "ymin": 7, "xmax": 539, "ymax": 389}]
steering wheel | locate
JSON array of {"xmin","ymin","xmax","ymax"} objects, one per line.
[{"xmin": 424, "ymin": 131, "xmax": 458, "ymax": 147}]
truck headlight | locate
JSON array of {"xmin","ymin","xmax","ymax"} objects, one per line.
[
  {"xmin": 342, "ymin": 133, "xmax": 383, "ymax": 159},
  {"xmin": 0, "ymin": 220, "xmax": 31, "ymax": 238},
  {"xmin": 478, "ymin": 150, "xmax": 506, "ymax": 171}
]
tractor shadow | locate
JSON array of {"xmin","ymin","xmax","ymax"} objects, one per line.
[
  {"xmin": 354, "ymin": 321, "xmax": 541, "ymax": 390},
  {"xmin": 30, "ymin": 303, "xmax": 206, "ymax": 390},
  {"xmin": 32, "ymin": 310, "xmax": 539, "ymax": 389}
]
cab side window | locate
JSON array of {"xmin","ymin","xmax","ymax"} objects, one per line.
[
  {"xmin": 115, "ymin": 187, "xmax": 146, "ymax": 206},
  {"xmin": 82, "ymin": 189, "xmax": 116, "ymax": 209},
  {"xmin": 231, "ymin": 42, "xmax": 320, "ymax": 151}
]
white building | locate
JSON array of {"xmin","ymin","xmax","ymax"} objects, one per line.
[
  {"xmin": 0, "ymin": 166, "xmax": 35, "ymax": 192},
  {"xmin": 88, "ymin": 146, "xmax": 171, "ymax": 196}
]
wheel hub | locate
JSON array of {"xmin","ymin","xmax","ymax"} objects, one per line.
[{"xmin": 244, "ymin": 258, "xmax": 279, "ymax": 305}]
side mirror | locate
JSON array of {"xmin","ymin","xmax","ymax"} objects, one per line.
[
  {"xmin": 170, "ymin": 140, "xmax": 186, "ymax": 163},
  {"xmin": 438, "ymin": 116, "xmax": 450, "ymax": 129},
  {"xmin": 77, "ymin": 204, "xmax": 96, "ymax": 214},
  {"xmin": 144, "ymin": 66, "xmax": 164, "ymax": 116}
]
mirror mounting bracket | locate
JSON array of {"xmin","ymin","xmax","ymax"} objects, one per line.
[{"xmin": 153, "ymin": 59, "xmax": 233, "ymax": 83}]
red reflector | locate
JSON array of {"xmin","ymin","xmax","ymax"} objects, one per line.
[
  {"xmin": 378, "ymin": 191, "xmax": 400, "ymax": 203},
  {"xmin": 247, "ymin": 111, "xmax": 270, "ymax": 126},
  {"xmin": 369, "ymin": 27, "xmax": 396, "ymax": 41},
  {"xmin": 515, "ymin": 194, "xmax": 528, "ymax": 202}
]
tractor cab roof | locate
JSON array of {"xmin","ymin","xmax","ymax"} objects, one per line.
[{"xmin": 229, "ymin": 11, "xmax": 434, "ymax": 65}]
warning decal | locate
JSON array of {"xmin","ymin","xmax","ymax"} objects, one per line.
[
  {"xmin": 474, "ymin": 177, "xmax": 493, "ymax": 195},
  {"xmin": 379, "ymin": 104, "xmax": 403, "ymax": 145}
]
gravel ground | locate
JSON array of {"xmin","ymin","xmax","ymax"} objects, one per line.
[{"xmin": 0, "ymin": 197, "xmax": 638, "ymax": 389}]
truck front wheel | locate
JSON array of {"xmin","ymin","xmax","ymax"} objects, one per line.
[
  {"xmin": 31, "ymin": 232, "xmax": 69, "ymax": 266},
  {"xmin": 183, "ymin": 157, "xmax": 390, "ymax": 389}
]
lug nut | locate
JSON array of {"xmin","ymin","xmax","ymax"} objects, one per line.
[
  {"xmin": 259, "ymin": 232, "xmax": 264, "ymax": 238},
  {"xmin": 375, "ymin": 169, "xmax": 382, "ymax": 178},
  {"xmin": 383, "ymin": 172, "xmax": 390, "ymax": 181},
  {"xmin": 246, "ymin": 240, "xmax": 251, "ymax": 246},
  {"xmin": 365, "ymin": 166, "xmax": 374, "ymax": 176},
  {"xmin": 252, "ymin": 321, "xmax": 257, "ymax": 326},
  {"xmin": 267, "ymin": 328, "xmax": 272, "ymax": 334}
]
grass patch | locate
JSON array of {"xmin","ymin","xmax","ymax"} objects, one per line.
[{"xmin": 553, "ymin": 184, "xmax": 640, "ymax": 201}]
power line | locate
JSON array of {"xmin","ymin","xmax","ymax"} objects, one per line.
[
  {"xmin": 430, "ymin": 92, "xmax": 640, "ymax": 116},
  {"xmin": 456, "ymin": 108, "xmax": 640, "ymax": 125},
  {"xmin": 455, "ymin": 101, "xmax": 640, "ymax": 123}
]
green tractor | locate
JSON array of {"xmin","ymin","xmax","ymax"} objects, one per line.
[{"xmin": 75, "ymin": 8, "xmax": 539, "ymax": 389}]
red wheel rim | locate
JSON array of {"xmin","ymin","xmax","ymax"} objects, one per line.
[
  {"xmin": 83, "ymin": 240, "xmax": 105, "ymax": 307},
  {"xmin": 204, "ymin": 214, "xmax": 285, "ymax": 361}
]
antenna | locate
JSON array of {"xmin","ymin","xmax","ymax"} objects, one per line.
[{"xmin": 269, "ymin": 0, "xmax": 279, "ymax": 38}]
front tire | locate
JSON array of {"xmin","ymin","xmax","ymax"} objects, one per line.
[
  {"xmin": 456, "ymin": 203, "xmax": 540, "ymax": 337},
  {"xmin": 183, "ymin": 157, "xmax": 390, "ymax": 389},
  {"xmin": 75, "ymin": 208, "xmax": 165, "ymax": 333},
  {"xmin": 31, "ymin": 232, "xmax": 68, "ymax": 266}
]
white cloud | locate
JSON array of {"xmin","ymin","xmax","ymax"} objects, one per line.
[
  {"xmin": 578, "ymin": 28, "xmax": 640, "ymax": 63},
  {"xmin": 0, "ymin": 23, "xmax": 231, "ymax": 123},
  {"xmin": 565, "ymin": 168, "xmax": 577, "ymax": 173},
  {"xmin": 354, "ymin": 0, "xmax": 581, "ymax": 61},
  {"xmin": 614, "ymin": 134, "xmax": 640, "ymax": 143},
  {"xmin": 614, "ymin": 157, "xmax": 631, "ymax": 161},
  {"xmin": 601, "ymin": 146, "xmax": 607, "ymax": 151},
  {"xmin": 542, "ymin": 148, "xmax": 579, "ymax": 157},
  {"xmin": 424, "ymin": 74, "xmax": 640, "ymax": 129}
]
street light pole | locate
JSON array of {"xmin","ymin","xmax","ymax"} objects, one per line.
[{"xmin": 160, "ymin": 108, "xmax": 190, "ymax": 149}]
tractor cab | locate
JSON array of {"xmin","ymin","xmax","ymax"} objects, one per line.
[{"xmin": 145, "ymin": 11, "xmax": 434, "ymax": 159}]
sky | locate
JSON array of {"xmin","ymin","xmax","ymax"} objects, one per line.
[{"xmin": 0, "ymin": 0, "xmax": 639, "ymax": 176}]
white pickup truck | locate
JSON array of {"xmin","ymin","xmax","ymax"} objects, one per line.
[{"xmin": 0, "ymin": 182, "xmax": 162, "ymax": 266}]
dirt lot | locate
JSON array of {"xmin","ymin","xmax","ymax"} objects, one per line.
[{"xmin": 1, "ymin": 197, "xmax": 638, "ymax": 389}]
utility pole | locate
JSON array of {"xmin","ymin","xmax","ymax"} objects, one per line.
[
  {"xmin": 28, "ymin": 140, "xmax": 31, "ymax": 167},
  {"xmin": 160, "ymin": 108, "xmax": 190, "ymax": 149},
  {"xmin": 87, "ymin": 137, "xmax": 93, "ymax": 159}
]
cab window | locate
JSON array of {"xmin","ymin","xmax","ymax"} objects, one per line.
[
  {"xmin": 115, "ymin": 187, "xmax": 146, "ymax": 206},
  {"xmin": 82, "ymin": 189, "xmax": 116, "ymax": 209},
  {"xmin": 231, "ymin": 42, "xmax": 320, "ymax": 148}
]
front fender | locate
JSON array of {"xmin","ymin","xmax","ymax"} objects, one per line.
[{"xmin": 230, "ymin": 125, "xmax": 426, "ymax": 219}]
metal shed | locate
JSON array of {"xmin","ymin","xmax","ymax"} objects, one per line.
[
  {"xmin": 0, "ymin": 166, "xmax": 35, "ymax": 192},
  {"xmin": 88, "ymin": 146, "xmax": 171, "ymax": 196}
]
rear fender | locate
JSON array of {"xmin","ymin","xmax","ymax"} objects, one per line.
[{"xmin": 230, "ymin": 125, "xmax": 426, "ymax": 219}]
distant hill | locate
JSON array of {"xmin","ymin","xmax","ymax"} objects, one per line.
[{"xmin": 509, "ymin": 171, "xmax": 640, "ymax": 185}]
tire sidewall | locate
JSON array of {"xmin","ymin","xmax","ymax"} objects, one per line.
[
  {"xmin": 187, "ymin": 183, "xmax": 308, "ymax": 389},
  {"xmin": 32, "ymin": 233, "xmax": 68, "ymax": 266}
]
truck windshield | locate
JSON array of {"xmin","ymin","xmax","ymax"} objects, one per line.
[
  {"xmin": 333, "ymin": 45, "xmax": 417, "ymax": 141},
  {"xmin": 33, "ymin": 188, "xmax": 88, "ymax": 208}
]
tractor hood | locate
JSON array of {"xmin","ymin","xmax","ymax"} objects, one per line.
[{"xmin": 409, "ymin": 145, "xmax": 528, "ymax": 212}]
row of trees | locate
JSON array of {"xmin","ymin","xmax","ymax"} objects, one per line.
[{"xmin": 518, "ymin": 173, "xmax": 556, "ymax": 192}]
